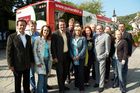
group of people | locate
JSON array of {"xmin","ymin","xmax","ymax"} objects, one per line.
[{"xmin": 6, "ymin": 18, "xmax": 133, "ymax": 93}]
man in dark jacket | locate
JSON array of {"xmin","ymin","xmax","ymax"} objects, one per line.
[
  {"xmin": 6, "ymin": 19, "xmax": 34, "ymax": 93},
  {"xmin": 51, "ymin": 19, "xmax": 71, "ymax": 93}
]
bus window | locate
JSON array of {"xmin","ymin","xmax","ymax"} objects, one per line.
[
  {"xmin": 33, "ymin": 3, "xmax": 46, "ymax": 21},
  {"xmin": 54, "ymin": 10, "xmax": 82, "ymax": 30}
]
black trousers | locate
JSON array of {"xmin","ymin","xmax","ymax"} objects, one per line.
[
  {"xmin": 74, "ymin": 59, "xmax": 84, "ymax": 91},
  {"xmin": 105, "ymin": 57, "xmax": 111, "ymax": 80},
  {"xmin": 84, "ymin": 55, "xmax": 95, "ymax": 83},
  {"xmin": 84, "ymin": 65, "xmax": 91, "ymax": 83},
  {"xmin": 55, "ymin": 52, "xmax": 70, "ymax": 92},
  {"xmin": 13, "ymin": 69, "xmax": 30, "ymax": 93}
]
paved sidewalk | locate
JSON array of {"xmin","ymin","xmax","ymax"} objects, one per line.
[{"xmin": 0, "ymin": 46, "xmax": 140, "ymax": 93}]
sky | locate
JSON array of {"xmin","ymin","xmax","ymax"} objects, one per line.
[{"xmin": 56, "ymin": 0, "xmax": 140, "ymax": 18}]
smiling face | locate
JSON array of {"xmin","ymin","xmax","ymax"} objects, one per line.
[
  {"xmin": 17, "ymin": 20, "xmax": 27, "ymax": 34},
  {"xmin": 59, "ymin": 21, "xmax": 66, "ymax": 32},
  {"xmin": 85, "ymin": 27, "xmax": 92, "ymax": 37},
  {"xmin": 74, "ymin": 26, "xmax": 82, "ymax": 37},
  {"xmin": 104, "ymin": 26, "xmax": 111, "ymax": 33},
  {"xmin": 68, "ymin": 21, "xmax": 74, "ymax": 30},
  {"xmin": 115, "ymin": 30, "xmax": 122, "ymax": 40},
  {"xmin": 42, "ymin": 26, "xmax": 50, "ymax": 37},
  {"xmin": 96, "ymin": 25, "xmax": 104, "ymax": 35},
  {"xmin": 118, "ymin": 23, "xmax": 125, "ymax": 32},
  {"xmin": 29, "ymin": 23, "xmax": 36, "ymax": 32}
]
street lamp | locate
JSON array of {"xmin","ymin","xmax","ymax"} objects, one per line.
[{"xmin": 112, "ymin": 9, "xmax": 117, "ymax": 31}]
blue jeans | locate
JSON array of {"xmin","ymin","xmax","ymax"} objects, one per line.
[
  {"xmin": 37, "ymin": 57, "xmax": 49, "ymax": 93},
  {"xmin": 30, "ymin": 66, "xmax": 36, "ymax": 91},
  {"xmin": 37, "ymin": 74, "xmax": 47, "ymax": 93},
  {"xmin": 114, "ymin": 59, "xmax": 127, "ymax": 92},
  {"xmin": 44, "ymin": 57, "xmax": 49, "ymax": 74}
]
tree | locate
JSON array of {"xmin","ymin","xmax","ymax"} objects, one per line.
[
  {"xmin": 0, "ymin": 0, "xmax": 16, "ymax": 33},
  {"xmin": 60, "ymin": 0, "xmax": 77, "ymax": 7},
  {"xmin": 118, "ymin": 13, "xmax": 137, "ymax": 31},
  {"xmin": 0, "ymin": 0, "xmax": 38, "ymax": 34},
  {"xmin": 78, "ymin": 1, "xmax": 103, "ymax": 14},
  {"xmin": 60, "ymin": 0, "xmax": 103, "ymax": 15}
]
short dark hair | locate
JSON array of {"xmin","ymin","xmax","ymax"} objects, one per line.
[
  {"xmin": 58, "ymin": 18, "xmax": 65, "ymax": 23},
  {"xmin": 119, "ymin": 23, "xmax": 125, "ymax": 27},
  {"xmin": 17, "ymin": 19, "xmax": 27, "ymax": 26}
]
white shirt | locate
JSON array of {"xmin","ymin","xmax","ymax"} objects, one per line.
[
  {"xmin": 17, "ymin": 31, "xmax": 27, "ymax": 48},
  {"xmin": 60, "ymin": 30, "xmax": 68, "ymax": 52}
]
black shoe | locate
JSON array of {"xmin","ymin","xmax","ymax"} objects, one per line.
[
  {"xmin": 84, "ymin": 83, "xmax": 90, "ymax": 86},
  {"xmin": 122, "ymin": 92, "xmax": 126, "ymax": 93},
  {"xmin": 93, "ymin": 83, "xmax": 99, "ymax": 88},
  {"xmin": 98, "ymin": 87, "xmax": 104, "ymax": 92},
  {"xmin": 47, "ymin": 85, "xmax": 53, "ymax": 89},
  {"xmin": 64, "ymin": 86, "xmax": 70, "ymax": 90},
  {"xmin": 111, "ymin": 78, "xmax": 114, "ymax": 81},
  {"xmin": 59, "ymin": 90, "xmax": 65, "ymax": 93}
]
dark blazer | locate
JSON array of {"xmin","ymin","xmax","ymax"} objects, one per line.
[
  {"xmin": 122, "ymin": 31, "xmax": 133, "ymax": 56},
  {"xmin": 6, "ymin": 32, "xmax": 34, "ymax": 71},
  {"xmin": 109, "ymin": 34, "xmax": 115, "ymax": 58},
  {"xmin": 116, "ymin": 39, "xmax": 128, "ymax": 62},
  {"xmin": 51, "ymin": 30, "xmax": 71, "ymax": 62}
]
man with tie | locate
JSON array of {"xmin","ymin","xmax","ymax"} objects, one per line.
[{"xmin": 93, "ymin": 25, "xmax": 111, "ymax": 92}]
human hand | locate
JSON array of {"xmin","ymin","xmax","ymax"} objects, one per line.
[
  {"xmin": 37, "ymin": 63, "xmax": 42, "ymax": 67},
  {"xmin": 121, "ymin": 60, "xmax": 125, "ymax": 65},
  {"xmin": 9, "ymin": 66, "xmax": 14, "ymax": 72},
  {"xmin": 53, "ymin": 58, "xmax": 58, "ymax": 63},
  {"xmin": 75, "ymin": 56, "xmax": 79, "ymax": 60}
]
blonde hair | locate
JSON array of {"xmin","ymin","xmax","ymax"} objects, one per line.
[
  {"xmin": 28, "ymin": 20, "xmax": 36, "ymax": 25},
  {"xmin": 115, "ymin": 30, "xmax": 122, "ymax": 35},
  {"xmin": 69, "ymin": 18, "xmax": 75, "ymax": 23},
  {"xmin": 74, "ymin": 26, "xmax": 82, "ymax": 36}
]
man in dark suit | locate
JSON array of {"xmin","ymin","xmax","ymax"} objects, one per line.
[
  {"xmin": 118, "ymin": 23, "xmax": 134, "ymax": 85},
  {"xmin": 6, "ymin": 19, "xmax": 34, "ymax": 93},
  {"xmin": 104, "ymin": 26, "xmax": 115, "ymax": 82},
  {"xmin": 51, "ymin": 19, "xmax": 71, "ymax": 93}
]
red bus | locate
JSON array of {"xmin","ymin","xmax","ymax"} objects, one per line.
[{"xmin": 16, "ymin": 0, "xmax": 111, "ymax": 32}]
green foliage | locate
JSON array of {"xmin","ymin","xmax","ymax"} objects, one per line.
[
  {"xmin": 133, "ymin": 35, "xmax": 139, "ymax": 43},
  {"xmin": 118, "ymin": 13, "xmax": 136, "ymax": 23},
  {"xmin": 118, "ymin": 13, "xmax": 137, "ymax": 31},
  {"xmin": 60, "ymin": 0, "xmax": 103, "ymax": 14},
  {"xmin": 78, "ymin": 1, "xmax": 103, "ymax": 14},
  {"xmin": 0, "ymin": 0, "xmax": 15, "ymax": 13},
  {"xmin": 60, "ymin": 0, "xmax": 77, "ymax": 7},
  {"xmin": 125, "ymin": 24, "xmax": 133, "ymax": 31},
  {"xmin": 133, "ymin": 31, "xmax": 140, "ymax": 43}
]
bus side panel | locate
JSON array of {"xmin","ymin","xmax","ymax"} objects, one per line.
[{"xmin": 47, "ymin": 1, "xmax": 55, "ymax": 32}]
